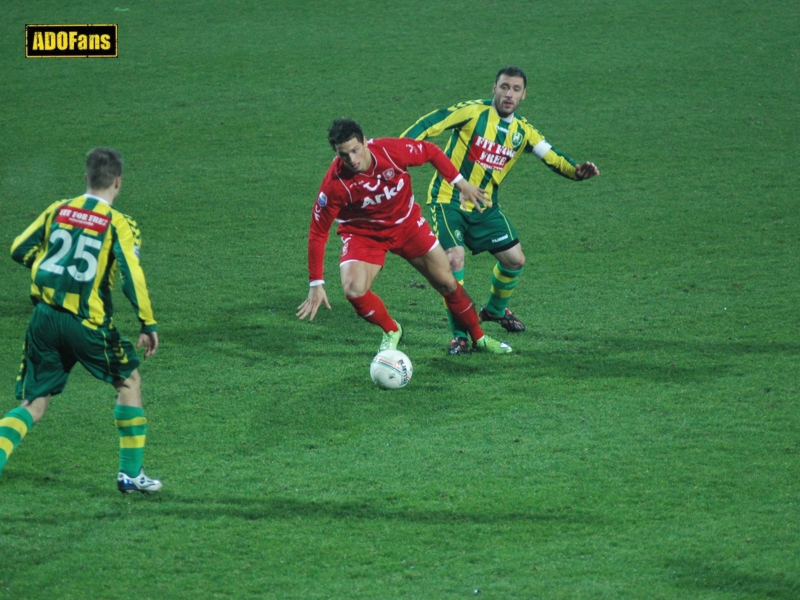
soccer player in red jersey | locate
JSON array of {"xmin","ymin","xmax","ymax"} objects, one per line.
[{"xmin": 297, "ymin": 118, "xmax": 512, "ymax": 355}]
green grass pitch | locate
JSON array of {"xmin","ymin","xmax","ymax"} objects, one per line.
[{"xmin": 0, "ymin": 1, "xmax": 798, "ymax": 598}]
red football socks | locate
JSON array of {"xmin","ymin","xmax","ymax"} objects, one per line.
[
  {"xmin": 443, "ymin": 283, "xmax": 484, "ymax": 341},
  {"xmin": 347, "ymin": 291, "xmax": 398, "ymax": 333}
]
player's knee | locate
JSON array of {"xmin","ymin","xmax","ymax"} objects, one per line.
[
  {"xmin": 499, "ymin": 250, "xmax": 525, "ymax": 271},
  {"xmin": 114, "ymin": 369, "xmax": 142, "ymax": 404},
  {"xmin": 22, "ymin": 395, "xmax": 51, "ymax": 423},
  {"xmin": 340, "ymin": 272, "xmax": 369, "ymax": 299},
  {"xmin": 126, "ymin": 368, "xmax": 142, "ymax": 387},
  {"xmin": 434, "ymin": 277, "xmax": 458, "ymax": 296},
  {"xmin": 446, "ymin": 252, "xmax": 464, "ymax": 272},
  {"xmin": 342, "ymin": 283, "xmax": 369, "ymax": 299},
  {"xmin": 427, "ymin": 269, "xmax": 458, "ymax": 296}
]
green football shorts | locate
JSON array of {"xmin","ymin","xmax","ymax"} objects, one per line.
[
  {"xmin": 429, "ymin": 202, "xmax": 519, "ymax": 255},
  {"xmin": 15, "ymin": 302, "xmax": 140, "ymax": 400}
]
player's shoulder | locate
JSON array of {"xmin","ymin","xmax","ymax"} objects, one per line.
[
  {"xmin": 447, "ymin": 98, "xmax": 492, "ymax": 114},
  {"xmin": 369, "ymin": 136, "xmax": 408, "ymax": 157},
  {"xmin": 43, "ymin": 197, "xmax": 76, "ymax": 214},
  {"xmin": 367, "ymin": 136, "xmax": 397, "ymax": 149},
  {"xmin": 112, "ymin": 210, "xmax": 141, "ymax": 240},
  {"xmin": 120, "ymin": 211, "xmax": 139, "ymax": 230},
  {"xmin": 323, "ymin": 154, "xmax": 346, "ymax": 181},
  {"xmin": 321, "ymin": 158, "xmax": 351, "ymax": 197},
  {"xmin": 372, "ymin": 137, "xmax": 431, "ymax": 160},
  {"xmin": 452, "ymin": 98, "xmax": 491, "ymax": 109},
  {"xmin": 513, "ymin": 114, "xmax": 544, "ymax": 138},
  {"xmin": 112, "ymin": 211, "xmax": 143, "ymax": 248},
  {"xmin": 512, "ymin": 113, "xmax": 540, "ymax": 130},
  {"xmin": 101, "ymin": 202, "xmax": 130, "ymax": 225},
  {"xmin": 513, "ymin": 113, "xmax": 534, "ymax": 126}
]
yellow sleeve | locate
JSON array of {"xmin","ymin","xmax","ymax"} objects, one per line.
[
  {"xmin": 10, "ymin": 200, "xmax": 63, "ymax": 267},
  {"xmin": 401, "ymin": 100, "xmax": 486, "ymax": 140},
  {"xmin": 112, "ymin": 212, "xmax": 157, "ymax": 332},
  {"xmin": 521, "ymin": 121, "xmax": 579, "ymax": 180}
]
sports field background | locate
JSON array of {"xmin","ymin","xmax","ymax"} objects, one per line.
[{"xmin": 1, "ymin": 1, "xmax": 798, "ymax": 598}]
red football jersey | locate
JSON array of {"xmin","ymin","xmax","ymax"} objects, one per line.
[{"xmin": 307, "ymin": 137, "xmax": 461, "ymax": 283}]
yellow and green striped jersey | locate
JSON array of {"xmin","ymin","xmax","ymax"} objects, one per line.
[
  {"xmin": 10, "ymin": 194, "xmax": 156, "ymax": 332},
  {"xmin": 402, "ymin": 99, "xmax": 579, "ymax": 211}
]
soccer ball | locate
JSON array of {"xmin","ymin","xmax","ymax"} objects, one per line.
[{"xmin": 370, "ymin": 350, "xmax": 413, "ymax": 389}]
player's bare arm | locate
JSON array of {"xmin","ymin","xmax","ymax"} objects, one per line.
[
  {"xmin": 297, "ymin": 284, "xmax": 331, "ymax": 321},
  {"xmin": 576, "ymin": 162, "xmax": 600, "ymax": 180},
  {"xmin": 454, "ymin": 179, "xmax": 492, "ymax": 212}
]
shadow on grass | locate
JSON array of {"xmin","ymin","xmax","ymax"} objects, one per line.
[
  {"xmin": 163, "ymin": 301, "xmax": 374, "ymax": 361},
  {"xmin": 0, "ymin": 297, "xmax": 33, "ymax": 319},
  {"xmin": 161, "ymin": 494, "xmax": 587, "ymax": 526},
  {"xmin": 162, "ymin": 299, "xmax": 800, "ymax": 385},
  {"xmin": 24, "ymin": 491, "xmax": 591, "ymax": 528},
  {"xmin": 666, "ymin": 558, "xmax": 799, "ymax": 599},
  {"xmin": 4, "ymin": 472, "xmax": 591, "ymax": 528},
  {"xmin": 532, "ymin": 333, "xmax": 800, "ymax": 383}
]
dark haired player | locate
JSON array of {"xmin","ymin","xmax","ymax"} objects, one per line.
[
  {"xmin": 297, "ymin": 118, "xmax": 512, "ymax": 355},
  {"xmin": 403, "ymin": 66, "xmax": 600, "ymax": 354},
  {"xmin": 2, "ymin": 147, "xmax": 162, "ymax": 493}
]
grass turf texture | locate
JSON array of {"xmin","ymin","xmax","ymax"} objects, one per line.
[{"xmin": 1, "ymin": 0, "xmax": 798, "ymax": 598}]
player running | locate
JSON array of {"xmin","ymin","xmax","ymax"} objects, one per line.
[
  {"xmin": 402, "ymin": 66, "xmax": 600, "ymax": 354},
  {"xmin": 1, "ymin": 147, "xmax": 162, "ymax": 493},
  {"xmin": 297, "ymin": 118, "xmax": 512, "ymax": 355}
]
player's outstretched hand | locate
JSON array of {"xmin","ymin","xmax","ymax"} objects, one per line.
[
  {"xmin": 137, "ymin": 331, "xmax": 159, "ymax": 359},
  {"xmin": 297, "ymin": 285, "xmax": 331, "ymax": 321},
  {"xmin": 576, "ymin": 162, "xmax": 600, "ymax": 180},
  {"xmin": 454, "ymin": 180, "xmax": 492, "ymax": 213}
]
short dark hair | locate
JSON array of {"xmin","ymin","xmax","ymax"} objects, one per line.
[
  {"xmin": 86, "ymin": 147, "xmax": 123, "ymax": 189},
  {"xmin": 328, "ymin": 118, "xmax": 364, "ymax": 148},
  {"xmin": 495, "ymin": 65, "xmax": 527, "ymax": 88}
]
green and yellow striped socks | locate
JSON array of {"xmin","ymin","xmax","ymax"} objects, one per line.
[
  {"xmin": 0, "ymin": 406, "xmax": 34, "ymax": 477},
  {"xmin": 114, "ymin": 405, "xmax": 147, "ymax": 477},
  {"xmin": 485, "ymin": 263, "xmax": 524, "ymax": 316}
]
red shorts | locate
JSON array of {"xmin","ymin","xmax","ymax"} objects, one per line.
[{"xmin": 339, "ymin": 207, "xmax": 439, "ymax": 267}]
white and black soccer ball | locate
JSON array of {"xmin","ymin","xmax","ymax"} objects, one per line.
[{"xmin": 370, "ymin": 350, "xmax": 413, "ymax": 389}]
